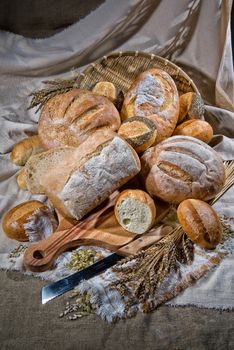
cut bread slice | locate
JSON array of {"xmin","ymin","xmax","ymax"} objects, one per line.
[
  {"xmin": 24, "ymin": 147, "xmax": 76, "ymax": 194},
  {"xmin": 115, "ymin": 189, "xmax": 156, "ymax": 234}
]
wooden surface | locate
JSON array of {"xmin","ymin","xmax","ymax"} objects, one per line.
[{"xmin": 24, "ymin": 194, "xmax": 170, "ymax": 272}]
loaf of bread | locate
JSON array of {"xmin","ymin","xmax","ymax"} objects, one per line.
[
  {"xmin": 25, "ymin": 129, "xmax": 141, "ymax": 220},
  {"xmin": 118, "ymin": 116, "xmax": 157, "ymax": 153},
  {"xmin": 2, "ymin": 200, "xmax": 47, "ymax": 241},
  {"xmin": 140, "ymin": 135, "xmax": 225, "ymax": 204},
  {"xmin": 121, "ymin": 68, "xmax": 179, "ymax": 144},
  {"xmin": 173, "ymin": 119, "xmax": 213, "ymax": 143},
  {"xmin": 17, "ymin": 168, "xmax": 28, "ymax": 190},
  {"xmin": 10, "ymin": 135, "xmax": 44, "ymax": 166},
  {"xmin": 178, "ymin": 92, "xmax": 204, "ymax": 123},
  {"xmin": 114, "ymin": 189, "xmax": 156, "ymax": 234},
  {"xmin": 92, "ymin": 81, "xmax": 117, "ymax": 103},
  {"xmin": 38, "ymin": 88, "xmax": 121, "ymax": 149},
  {"xmin": 177, "ymin": 199, "xmax": 222, "ymax": 249}
]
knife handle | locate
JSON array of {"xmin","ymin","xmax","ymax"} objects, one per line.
[{"xmin": 117, "ymin": 225, "xmax": 172, "ymax": 257}]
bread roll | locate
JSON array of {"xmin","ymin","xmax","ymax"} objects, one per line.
[
  {"xmin": 173, "ymin": 119, "xmax": 213, "ymax": 143},
  {"xmin": 118, "ymin": 116, "xmax": 157, "ymax": 153},
  {"xmin": 140, "ymin": 135, "xmax": 225, "ymax": 204},
  {"xmin": 17, "ymin": 168, "xmax": 27, "ymax": 190},
  {"xmin": 10, "ymin": 135, "xmax": 44, "ymax": 166},
  {"xmin": 115, "ymin": 189, "xmax": 156, "ymax": 234},
  {"xmin": 38, "ymin": 88, "xmax": 121, "ymax": 149},
  {"xmin": 177, "ymin": 199, "xmax": 222, "ymax": 249},
  {"xmin": 92, "ymin": 81, "xmax": 117, "ymax": 102},
  {"xmin": 2, "ymin": 200, "xmax": 47, "ymax": 241},
  {"xmin": 25, "ymin": 129, "xmax": 141, "ymax": 220},
  {"xmin": 121, "ymin": 68, "xmax": 179, "ymax": 144},
  {"xmin": 178, "ymin": 92, "xmax": 204, "ymax": 123}
]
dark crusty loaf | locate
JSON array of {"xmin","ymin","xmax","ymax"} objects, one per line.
[
  {"xmin": 140, "ymin": 135, "xmax": 225, "ymax": 204},
  {"xmin": 121, "ymin": 68, "xmax": 179, "ymax": 144},
  {"xmin": 177, "ymin": 199, "xmax": 222, "ymax": 249},
  {"xmin": 178, "ymin": 92, "xmax": 204, "ymax": 123},
  {"xmin": 117, "ymin": 116, "xmax": 157, "ymax": 153},
  {"xmin": 38, "ymin": 88, "xmax": 121, "ymax": 149}
]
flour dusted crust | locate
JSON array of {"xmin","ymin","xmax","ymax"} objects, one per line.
[
  {"xmin": 140, "ymin": 135, "xmax": 225, "ymax": 204},
  {"xmin": 39, "ymin": 130, "xmax": 141, "ymax": 220},
  {"xmin": 121, "ymin": 68, "xmax": 179, "ymax": 144},
  {"xmin": 38, "ymin": 88, "xmax": 121, "ymax": 149}
]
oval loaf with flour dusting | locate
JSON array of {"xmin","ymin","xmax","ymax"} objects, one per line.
[
  {"xmin": 121, "ymin": 68, "xmax": 179, "ymax": 144},
  {"xmin": 140, "ymin": 135, "xmax": 225, "ymax": 204}
]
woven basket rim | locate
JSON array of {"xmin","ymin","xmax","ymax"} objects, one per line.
[{"xmin": 78, "ymin": 50, "xmax": 199, "ymax": 95}]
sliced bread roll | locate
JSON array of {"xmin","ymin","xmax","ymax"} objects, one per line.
[
  {"xmin": 114, "ymin": 189, "xmax": 156, "ymax": 234},
  {"xmin": 25, "ymin": 130, "xmax": 141, "ymax": 220},
  {"xmin": 118, "ymin": 116, "xmax": 157, "ymax": 153}
]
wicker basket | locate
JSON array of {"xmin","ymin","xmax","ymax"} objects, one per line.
[{"xmin": 76, "ymin": 51, "xmax": 199, "ymax": 95}]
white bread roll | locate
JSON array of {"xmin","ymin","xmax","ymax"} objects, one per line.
[
  {"xmin": 115, "ymin": 189, "xmax": 156, "ymax": 234},
  {"xmin": 25, "ymin": 130, "xmax": 141, "ymax": 220}
]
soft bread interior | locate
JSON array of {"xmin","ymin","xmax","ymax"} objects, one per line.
[{"xmin": 117, "ymin": 198, "xmax": 153, "ymax": 234}]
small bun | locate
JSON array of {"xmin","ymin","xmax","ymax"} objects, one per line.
[
  {"xmin": 17, "ymin": 168, "xmax": 28, "ymax": 190},
  {"xmin": 114, "ymin": 189, "xmax": 156, "ymax": 234},
  {"xmin": 2, "ymin": 200, "xmax": 47, "ymax": 241},
  {"xmin": 173, "ymin": 119, "xmax": 213, "ymax": 143},
  {"xmin": 10, "ymin": 135, "xmax": 44, "ymax": 166},
  {"xmin": 178, "ymin": 92, "xmax": 204, "ymax": 123},
  {"xmin": 177, "ymin": 199, "xmax": 222, "ymax": 249},
  {"xmin": 118, "ymin": 116, "xmax": 157, "ymax": 153},
  {"xmin": 92, "ymin": 81, "xmax": 117, "ymax": 103}
]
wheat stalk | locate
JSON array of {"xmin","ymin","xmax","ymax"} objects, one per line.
[{"xmin": 111, "ymin": 160, "xmax": 234, "ymax": 314}]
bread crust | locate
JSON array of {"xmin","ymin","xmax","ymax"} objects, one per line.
[
  {"xmin": 121, "ymin": 68, "xmax": 179, "ymax": 144},
  {"xmin": 140, "ymin": 135, "xmax": 225, "ymax": 204},
  {"xmin": 10, "ymin": 135, "xmax": 44, "ymax": 166},
  {"xmin": 177, "ymin": 199, "xmax": 222, "ymax": 249},
  {"xmin": 173, "ymin": 119, "xmax": 213, "ymax": 143},
  {"xmin": 2, "ymin": 200, "xmax": 46, "ymax": 241},
  {"xmin": 178, "ymin": 92, "xmax": 204, "ymax": 123},
  {"xmin": 38, "ymin": 88, "xmax": 121, "ymax": 149},
  {"xmin": 118, "ymin": 116, "xmax": 157, "ymax": 153},
  {"xmin": 114, "ymin": 189, "xmax": 156, "ymax": 234},
  {"xmin": 92, "ymin": 81, "xmax": 117, "ymax": 102},
  {"xmin": 17, "ymin": 168, "xmax": 28, "ymax": 190}
]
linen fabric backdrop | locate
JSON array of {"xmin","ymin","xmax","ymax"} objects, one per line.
[{"xmin": 0, "ymin": 0, "xmax": 234, "ymax": 320}]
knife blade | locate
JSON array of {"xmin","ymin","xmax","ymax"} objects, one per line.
[{"xmin": 41, "ymin": 225, "xmax": 172, "ymax": 304}]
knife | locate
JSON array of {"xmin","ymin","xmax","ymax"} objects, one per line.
[{"xmin": 41, "ymin": 224, "xmax": 172, "ymax": 304}]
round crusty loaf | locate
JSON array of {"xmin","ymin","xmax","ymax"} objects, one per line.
[
  {"xmin": 115, "ymin": 189, "xmax": 156, "ymax": 234},
  {"xmin": 38, "ymin": 88, "xmax": 121, "ymax": 149},
  {"xmin": 2, "ymin": 200, "xmax": 47, "ymax": 241},
  {"xmin": 121, "ymin": 68, "xmax": 179, "ymax": 144},
  {"xmin": 118, "ymin": 116, "xmax": 157, "ymax": 153},
  {"xmin": 140, "ymin": 135, "xmax": 225, "ymax": 204},
  {"xmin": 178, "ymin": 92, "xmax": 204, "ymax": 123},
  {"xmin": 177, "ymin": 199, "xmax": 222, "ymax": 249},
  {"xmin": 173, "ymin": 119, "xmax": 213, "ymax": 143}
]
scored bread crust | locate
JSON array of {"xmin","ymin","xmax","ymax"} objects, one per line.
[
  {"xmin": 177, "ymin": 199, "xmax": 222, "ymax": 249},
  {"xmin": 140, "ymin": 135, "xmax": 225, "ymax": 204},
  {"xmin": 121, "ymin": 68, "xmax": 179, "ymax": 144},
  {"xmin": 38, "ymin": 88, "xmax": 121, "ymax": 149}
]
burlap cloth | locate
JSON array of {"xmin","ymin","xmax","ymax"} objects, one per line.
[{"xmin": 0, "ymin": 0, "xmax": 234, "ymax": 348}]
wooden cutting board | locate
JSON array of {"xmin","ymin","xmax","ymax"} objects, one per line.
[{"xmin": 24, "ymin": 193, "xmax": 170, "ymax": 272}]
